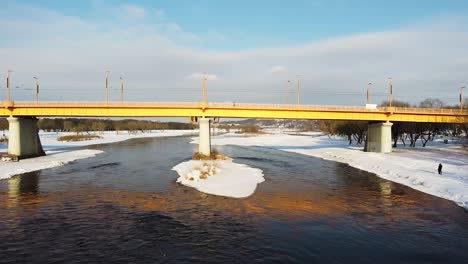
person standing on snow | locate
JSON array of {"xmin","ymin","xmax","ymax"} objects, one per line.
[{"xmin": 438, "ymin": 163, "xmax": 443, "ymax": 175}]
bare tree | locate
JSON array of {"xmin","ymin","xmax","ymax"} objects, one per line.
[
  {"xmin": 419, "ymin": 98, "xmax": 446, "ymax": 108},
  {"xmin": 91, "ymin": 121, "xmax": 106, "ymax": 134},
  {"xmin": 0, "ymin": 118, "xmax": 7, "ymax": 138}
]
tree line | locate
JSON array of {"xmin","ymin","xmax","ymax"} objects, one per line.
[
  {"xmin": 320, "ymin": 98, "xmax": 468, "ymax": 147},
  {"xmin": 0, "ymin": 118, "xmax": 195, "ymax": 135}
]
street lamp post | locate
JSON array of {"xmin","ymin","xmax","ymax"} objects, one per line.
[
  {"xmin": 388, "ymin": 77, "xmax": 393, "ymax": 107},
  {"xmin": 461, "ymin": 86, "xmax": 466, "ymax": 111},
  {"xmin": 34, "ymin": 77, "xmax": 39, "ymax": 104},
  {"xmin": 202, "ymin": 72, "xmax": 207, "ymax": 106},
  {"xmin": 296, "ymin": 75, "xmax": 301, "ymax": 107},
  {"xmin": 105, "ymin": 70, "xmax": 110, "ymax": 105},
  {"xmin": 120, "ymin": 77, "xmax": 124, "ymax": 103},
  {"xmin": 287, "ymin": 80, "xmax": 290, "ymax": 105},
  {"xmin": 6, "ymin": 70, "xmax": 12, "ymax": 101},
  {"xmin": 367, "ymin": 82, "xmax": 372, "ymax": 104}
]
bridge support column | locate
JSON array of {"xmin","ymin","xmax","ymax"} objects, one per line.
[
  {"xmin": 7, "ymin": 117, "xmax": 45, "ymax": 160},
  {"xmin": 366, "ymin": 122, "xmax": 393, "ymax": 153},
  {"xmin": 198, "ymin": 117, "xmax": 211, "ymax": 156}
]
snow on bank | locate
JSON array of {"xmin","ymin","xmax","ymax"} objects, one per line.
[
  {"xmin": 0, "ymin": 130, "xmax": 196, "ymax": 180},
  {"xmin": 172, "ymin": 159, "xmax": 264, "ymax": 198},
  {"xmin": 0, "ymin": 130, "xmax": 196, "ymax": 153},
  {"xmin": 0, "ymin": 130, "xmax": 196, "ymax": 152},
  {"xmin": 0, "ymin": 149, "xmax": 102, "ymax": 180},
  {"xmin": 204, "ymin": 132, "xmax": 468, "ymax": 208}
]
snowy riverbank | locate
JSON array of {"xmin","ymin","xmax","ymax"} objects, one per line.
[
  {"xmin": 201, "ymin": 131, "xmax": 468, "ymax": 209},
  {"xmin": 0, "ymin": 130, "xmax": 196, "ymax": 180}
]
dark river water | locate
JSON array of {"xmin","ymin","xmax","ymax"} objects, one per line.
[{"xmin": 0, "ymin": 136, "xmax": 467, "ymax": 263}]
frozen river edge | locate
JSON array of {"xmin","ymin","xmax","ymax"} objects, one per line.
[
  {"xmin": 0, "ymin": 130, "xmax": 196, "ymax": 180},
  {"xmin": 204, "ymin": 131, "xmax": 468, "ymax": 209}
]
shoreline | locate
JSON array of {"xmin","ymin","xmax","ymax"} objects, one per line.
[
  {"xmin": 207, "ymin": 132, "xmax": 468, "ymax": 209},
  {"xmin": 0, "ymin": 130, "xmax": 197, "ymax": 180}
]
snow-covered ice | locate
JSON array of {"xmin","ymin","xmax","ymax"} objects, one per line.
[
  {"xmin": 33, "ymin": 130, "xmax": 196, "ymax": 150},
  {"xmin": 0, "ymin": 130, "xmax": 196, "ymax": 180},
  {"xmin": 203, "ymin": 131, "xmax": 468, "ymax": 209},
  {"xmin": 172, "ymin": 159, "xmax": 265, "ymax": 198},
  {"xmin": 0, "ymin": 149, "xmax": 102, "ymax": 180}
]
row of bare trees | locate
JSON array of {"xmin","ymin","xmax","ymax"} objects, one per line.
[
  {"xmin": 36, "ymin": 118, "xmax": 195, "ymax": 134},
  {"xmin": 386, "ymin": 100, "xmax": 467, "ymax": 147},
  {"xmin": 320, "ymin": 99, "xmax": 468, "ymax": 147}
]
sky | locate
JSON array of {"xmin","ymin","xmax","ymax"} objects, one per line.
[{"xmin": 1, "ymin": 0, "xmax": 468, "ymax": 106}]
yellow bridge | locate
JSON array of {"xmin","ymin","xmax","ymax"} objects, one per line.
[
  {"xmin": 1, "ymin": 100, "xmax": 467, "ymax": 159},
  {"xmin": 1, "ymin": 101, "xmax": 466, "ymax": 123}
]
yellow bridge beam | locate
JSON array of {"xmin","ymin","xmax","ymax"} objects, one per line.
[{"xmin": 1, "ymin": 101, "xmax": 467, "ymax": 123}]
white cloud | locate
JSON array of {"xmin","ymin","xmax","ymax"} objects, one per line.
[
  {"xmin": 123, "ymin": 4, "xmax": 146, "ymax": 19},
  {"xmin": 166, "ymin": 22, "xmax": 182, "ymax": 32},
  {"xmin": 269, "ymin": 65, "xmax": 288, "ymax": 74}
]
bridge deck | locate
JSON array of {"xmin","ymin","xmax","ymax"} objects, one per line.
[{"xmin": 1, "ymin": 101, "xmax": 467, "ymax": 123}]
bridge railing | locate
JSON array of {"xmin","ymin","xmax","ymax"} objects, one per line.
[
  {"xmin": 208, "ymin": 103, "xmax": 466, "ymax": 115},
  {"xmin": 9, "ymin": 101, "xmax": 201, "ymax": 108},
  {"xmin": 209, "ymin": 102, "xmax": 370, "ymax": 111},
  {"xmin": 3, "ymin": 101, "xmax": 467, "ymax": 115},
  {"xmin": 388, "ymin": 107, "xmax": 466, "ymax": 114}
]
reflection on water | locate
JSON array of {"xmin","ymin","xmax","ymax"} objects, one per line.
[
  {"xmin": 7, "ymin": 171, "xmax": 40, "ymax": 207},
  {"xmin": 0, "ymin": 136, "xmax": 467, "ymax": 263}
]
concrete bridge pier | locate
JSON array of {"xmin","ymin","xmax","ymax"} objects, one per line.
[
  {"xmin": 366, "ymin": 122, "xmax": 393, "ymax": 153},
  {"xmin": 7, "ymin": 117, "xmax": 45, "ymax": 160},
  {"xmin": 198, "ymin": 117, "xmax": 211, "ymax": 156}
]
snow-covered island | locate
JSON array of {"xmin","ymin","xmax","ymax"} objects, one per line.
[{"xmin": 173, "ymin": 159, "xmax": 264, "ymax": 198}]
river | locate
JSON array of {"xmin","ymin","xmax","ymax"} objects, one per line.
[{"xmin": 0, "ymin": 136, "xmax": 467, "ymax": 263}]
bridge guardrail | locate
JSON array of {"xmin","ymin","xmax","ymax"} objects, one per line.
[{"xmin": 3, "ymin": 101, "xmax": 467, "ymax": 115}]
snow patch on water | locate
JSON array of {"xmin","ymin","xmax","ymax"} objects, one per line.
[{"xmin": 172, "ymin": 159, "xmax": 265, "ymax": 198}]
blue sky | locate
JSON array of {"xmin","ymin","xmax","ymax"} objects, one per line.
[
  {"xmin": 12, "ymin": 0, "xmax": 468, "ymax": 49},
  {"xmin": 1, "ymin": 1, "xmax": 468, "ymax": 105}
]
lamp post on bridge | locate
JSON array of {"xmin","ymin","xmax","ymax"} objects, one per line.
[
  {"xmin": 105, "ymin": 70, "xmax": 110, "ymax": 105},
  {"xmin": 367, "ymin": 82, "xmax": 372, "ymax": 104},
  {"xmin": 202, "ymin": 72, "xmax": 208, "ymax": 108},
  {"xmin": 6, "ymin": 70, "xmax": 12, "ymax": 101},
  {"xmin": 296, "ymin": 75, "xmax": 301, "ymax": 107},
  {"xmin": 120, "ymin": 76, "xmax": 124, "ymax": 103},
  {"xmin": 33, "ymin": 77, "xmax": 39, "ymax": 104},
  {"xmin": 286, "ymin": 80, "xmax": 291, "ymax": 105},
  {"xmin": 461, "ymin": 86, "xmax": 466, "ymax": 111},
  {"xmin": 388, "ymin": 77, "xmax": 393, "ymax": 107}
]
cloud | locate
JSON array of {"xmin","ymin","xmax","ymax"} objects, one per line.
[
  {"xmin": 269, "ymin": 65, "xmax": 288, "ymax": 74},
  {"xmin": 0, "ymin": 3, "xmax": 467, "ymax": 106},
  {"xmin": 188, "ymin": 73, "xmax": 219, "ymax": 81},
  {"xmin": 123, "ymin": 4, "xmax": 146, "ymax": 19},
  {"xmin": 165, "ymin": 22, "xmax": 182, "ymax": 33}
]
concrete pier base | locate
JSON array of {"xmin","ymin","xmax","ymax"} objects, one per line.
[
  {"xmin": 7, "ymin": 117, "xmax": 45, "ymax": 160},
  {"xmin": 366, "ymin": 122, "xmax": 393, "ymax": 153},
  {"xmin": 198, "ymin": 117, "xmax": 211, "ymax": 156}
]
